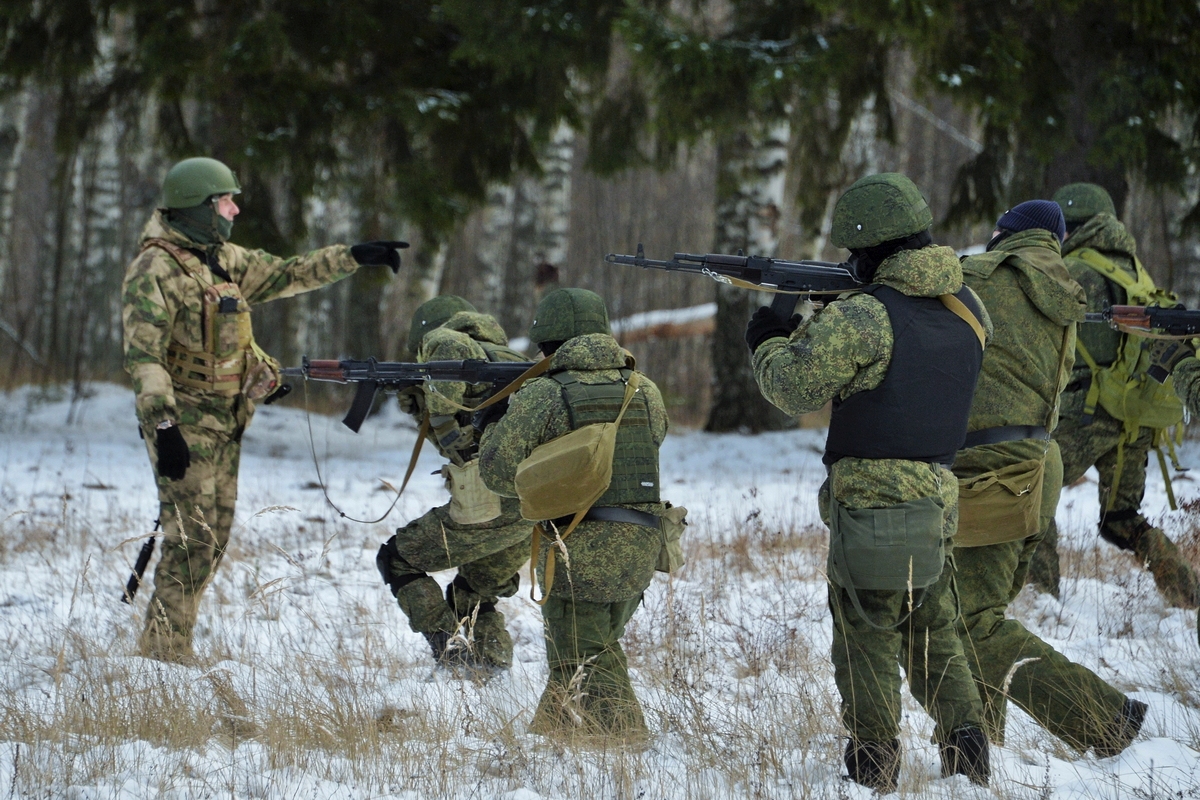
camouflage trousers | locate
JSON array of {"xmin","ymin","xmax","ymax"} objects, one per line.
[
  {"xmin": 956, "ymin": 441, "xmax": 1127, "ymax": 749},
  {"xmin": 530, "ymin": 514, "xmax": 662, "ymax": 740},
  {"xmin": 1031, "ymin": 392, "xmax": 1197, "ymax": 607},
  {"xmin": 829, "ymin": 551, "xmax": 983, "ymax": 744},
  {"xmin": 139, "ymin": 423, "xmax": 241, "ymax": 661},
  {"xmin": 379, "ymin": 496, "xmax": 531, "ymax": 637}
]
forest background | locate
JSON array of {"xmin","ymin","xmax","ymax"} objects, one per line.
[{"xmin": 2, "ymin": 0, "xmax": 1199, "ymax": 429}]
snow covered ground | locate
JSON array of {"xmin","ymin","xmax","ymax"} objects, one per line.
[{"xmin": 0, "ymin": 382, "xmax": 1197, "ymax": 799}]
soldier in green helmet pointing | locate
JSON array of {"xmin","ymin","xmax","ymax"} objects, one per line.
[
  {"xmin": 478, "ymin": 288, "xmax": 679, "ymax": 741},
  {"xmin": 122, "ymin": 156, "xmax": 408, "ymax": 663},
  {"xmin": 748, "ymin": 173, "xmax": 992, "ymax": 791}
]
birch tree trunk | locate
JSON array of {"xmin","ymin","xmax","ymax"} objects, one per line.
[{"xmin": 705, "ymin": 122, "xmax": 795, "ymax": 433}]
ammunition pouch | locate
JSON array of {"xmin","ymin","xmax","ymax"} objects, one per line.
[
  {"xmin": 442, "ymin": 459, "xmax": 502, "ymax": 525},
  {"xmin": 956, "ymin": 458, "xmax": 1045, "ymax": 548},
  {"xmin": 827, "ymin": 494, "xmax": 946, "ymax": 630}
]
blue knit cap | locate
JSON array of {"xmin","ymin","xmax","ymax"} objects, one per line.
[{"xmin": 996, "ymin": 200, "xmax": 1066, "ymax": 242}]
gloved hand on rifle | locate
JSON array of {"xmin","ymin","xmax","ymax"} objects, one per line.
[
  {"xmin": 396, "ymin": 386, "xmax": 425, "ymax": 418},
  {"xmin": 745, "ymin": 306, "xmax": 802, "ymax": 353},
  {"xmin": 350, "ymin": 240, "xmax": 410, "ymax": 274},
  {"xmin": 156, "ymin": 423, "xmax": 190, "ymax": 481},
  {"xmin": 1147, "ymin": 337, "xmax": 1197, "ymax": 384},
  {"xmin": 472, "ymin": 397, "xmax": 510, "ymax": 434}
]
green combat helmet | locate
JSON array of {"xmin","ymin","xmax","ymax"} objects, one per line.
[
  {"xmin": 831, "ymin": 173, "xmax": 933, "ymax": 250},
  {"xmin": 528, "ymin": 288, "xmax": 610, "ymax": 345},
  {"xmin": 162, "ymin": 157, "xmax": 242, "ymax": 209},
  {"xmin": 1053, "ymin": 183, "xmax": 1117, "ymax": 223},
  {"xmin": 409, "ymin": 295, "xmax": 477, "ymax": 350}
]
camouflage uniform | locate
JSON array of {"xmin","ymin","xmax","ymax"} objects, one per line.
[
  {"xmin": 1029, "ymin": 214, "xmax": 1199, "ymax": 608},
  {"xmin": 479, "ymin": 332, "xmax": 671, "ymax": 739},
  {"xmin": 754, "ymin": 245, "xmax": 989, "ymax": 747},
  {"xmin": 952, "ymin": 228, "xmax": 1138, "ymax": 752},
  {"xmin": 376, "ymin": 311, "xmax": 533, "ymax": 668},
  {"xmin": 123, "ymin": 209, "xmax": 361, "ymax": 660}
]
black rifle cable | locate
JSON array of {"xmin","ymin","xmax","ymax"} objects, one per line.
[{"xmin": 301, "ymin": 378, "xmax": 423, "ymax": 525}]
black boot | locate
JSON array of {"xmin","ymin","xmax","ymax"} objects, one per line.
[
  {"xmin": 844, "ymin": 738, "xmax": 900, "ymax": 793},
  {"xmin": 939, "ymin": 726, "xmax": 989, "ymax": 786},
  {"xmin": 1094, "ymin": 698, "xmax": 1148, "ymax": 757}
]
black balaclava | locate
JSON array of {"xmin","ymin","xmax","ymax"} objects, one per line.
[{"xmin": 847, "ymin": 229, "xmax": 932, "ymax": 284}]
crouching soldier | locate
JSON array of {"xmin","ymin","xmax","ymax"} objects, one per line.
[
  {"xmin": 748, "ymin": 173, "xmax": 991, "ymax": 791},
  {"xmin": 478, "ymin": 288, "xmax": 682, "ymax": 742},
  {"xmin": 375, "ymin": 295, "xmax": 534, "ymax": 671},
  {"xmin": 952, "ymin": 200, "xmax": 1147, "ymax": 756}
]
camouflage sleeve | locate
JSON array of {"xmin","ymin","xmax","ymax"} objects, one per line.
[
  {"xmin": 478, "ymin": 377, "xmax": 571, "ymax": 497},
  {"xmin": 1172, "ymin": 357, "xmax": 1200, "ymax": 417},
  {"xmin": 121, "ymin": 250, "xmax": 180, "ymax": 424},
  {"xmin": 751, "ymin": 293, "xmax": 892, "ymax": 417},
  {"xmin": 227, "ymin": 243, "xmax": 361, "ymax": 305},
  {"xmin": 417, "ymin": 328, "xmax": 486, "ymax": 417},
  {"xmin": 964, "ymin": 285, "xmax": 995, "ymax": 341},
  {"xmin": 638, "ymin": 373, "xmax": 670, "ymax": 445}
]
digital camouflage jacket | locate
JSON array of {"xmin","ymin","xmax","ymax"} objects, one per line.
[
  {"xmin": 478, "ymin": 333, "xmax": 669, "ymax": 500},
  {"xmin": 1063, "ymin": 213, "xmax": 1139, "ymax": 379},
  {"xmin": 412, "ymin": 310, "xmax": 524, "ymax": 462},
  {"xmin": 954, "ymin": 229, "xmax": 1086, "ymax": 477},
  {"xmin": 753, "ymin": 245, "xmax": 992, "ymax": 513},
  {"xmin": 122, "ymin": 210, "xmax": 360, "ymax": 433}
]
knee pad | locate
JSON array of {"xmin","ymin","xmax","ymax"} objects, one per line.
[
  {"xmin": 376, "ymin": 536, "xmax": 423, "ymax": 596},
  {"xmin": 1099, "ymin": 509, "xmax": 1144, "ymax": 552}
]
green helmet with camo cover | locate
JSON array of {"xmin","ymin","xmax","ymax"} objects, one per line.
[
  {"xmin": 409, "ymin": 295, "xmax": 477, "ymax": 349},
  {"xmin": 162, "ymin": 157, "xmax": 242, "ymax": 209},
  {"xmin": 1052, "ymin": 182, "xmax": 1117, "ymax": 222},
  {"xmin": 528, "ymin": 288, "xmax": 610, "ymax": 345},
  {"xmin": 830, "ymin": 173, "xmax": 933, "ymax": 250}
]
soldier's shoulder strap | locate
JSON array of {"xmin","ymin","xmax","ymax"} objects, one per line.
[{"xmin": 141, "ymin": 238, "xmax": 209, "ymax": 284}]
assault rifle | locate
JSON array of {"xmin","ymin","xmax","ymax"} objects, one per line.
[
  {"xmin": 282, "ymin": 357, "xmax": 537, "ymax": 432},
  {"xmin": 1085, "ymin": 305, "xmax": 1200, "ymax": 336},
  {"xmin": 604, "ymin": 244, "xmax": 861, "ymax": 317}
]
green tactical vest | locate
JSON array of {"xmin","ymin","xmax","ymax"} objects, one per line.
[
  {"xmin": 1071, "ymin": 248, "xmax": 1183, "ymax": 430},
  {"xmin": 552, "ymin": 368, "xmax": 660, "ymax": 506}
]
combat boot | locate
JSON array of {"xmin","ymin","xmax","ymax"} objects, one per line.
[
  {"xmin": 1134, "ymin": 527, "xmax": 1199, "ymax": 609},
  {"xmin": 843, "ymin": 738, "xmax": 900, "ymax": 794},
  {"xmin": 1093, "ymin": 697, "xmax": 1148, "ymax": 758},
  {"xmin": 939, "ymin": 726, "xmax": 989, "ymax": 786}
]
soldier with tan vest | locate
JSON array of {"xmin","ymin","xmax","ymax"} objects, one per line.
[{"xmin": 122, "ymin": 156, "xmax": 405, "ymax": 663}]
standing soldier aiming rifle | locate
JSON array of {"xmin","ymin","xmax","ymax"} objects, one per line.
[
  {"xmin": 748, "ymin": 173, "xmax": 991, "ymax": 791},
  {"xmin": 1028, "ymin": 183, "xmax": 1199, "ymax": 609},
  {"xmin": 122, "ymin": 156, "xmax": 406, "ymax": 663},
  {"xmin": 374, "ymin": 295, "xmax": 535, "ymax": 672},
  {"xmin": 952, "ymin": 200, "xmax": 1147, "ymax": 757}
]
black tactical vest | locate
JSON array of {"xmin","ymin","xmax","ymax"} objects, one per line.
[
  {"xmin": 824, "ymin": 285, "xmax": 984, "ymax": 466},
  {"xmin": 552, "ymin": 368, "xmax": 660, "ymax": 505}
]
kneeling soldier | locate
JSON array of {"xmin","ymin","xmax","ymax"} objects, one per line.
[
  {"xmin": 749, "ymin": 173, "xmax": 991, "ymax": 791},
  {"xmin": 375, "ymin": 296, "xmax": 534, "ymax": 671},
  {"xmin": 953, "ymin": 200, "xmax": 1147, "ymax": 757},
  {"xmin": 479, "ymin": 288, "xmax": 677, "ymax": 741}
]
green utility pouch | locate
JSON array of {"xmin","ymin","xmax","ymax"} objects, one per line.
[
  {"xmin": 655, "ymin": 504, "xmax": 688, "ymax": 573},
  {"xmin": 956, "ymin": 458, "xmax": 1044, "ymax": 547},
  {"xmin": 827, "ymin": 494, "xmax": 945, "ymax": 630}
]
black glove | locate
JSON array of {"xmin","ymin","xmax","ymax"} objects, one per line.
[
  {"xmin": 744, "ymin": 306, "xmax": 793, "ymax": 353},
  {"xmin": 350, "ymin": 240, "xmax": 410, "ymax": 274},
  {"xmin": 1147, "ymin": 338, "xmax": 1197, "ymax": 384},
  {"xmin": 156, "ymin": 424, "xmax": 191, "ymax": 481},
  {"xmin": 263, "ymin": 383, "xmax": 292, "ymax": 405},
  {"xmin": 472, "ymin": 397, "xmax": 510, "ymax": 434}
]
